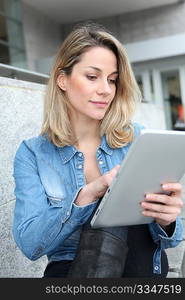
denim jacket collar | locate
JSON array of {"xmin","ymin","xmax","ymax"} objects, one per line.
[
  {"xmin": 58, "ymin": 145, "xmax": 78, "ymax": 164},
  {"xmin": 100, "ymin": 135, "xmax": 113, "ymax": 156},
  {"xmin": 58, "ymin": 135, "xmax": 113, "ymax": 164}
]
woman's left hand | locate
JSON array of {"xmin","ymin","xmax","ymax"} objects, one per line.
[{"xmin": 141, "ymin": 182, "xmax": 184, "ymax": 227}]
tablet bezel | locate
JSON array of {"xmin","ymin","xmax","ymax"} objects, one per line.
[{"xmin": 91, "ymin": 129, "xmax": 185, "ymax": 228}]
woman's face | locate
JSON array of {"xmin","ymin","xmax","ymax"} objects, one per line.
[{"xmin": 58, "ymin": 46, "xmax": 118, "ymax": 122}]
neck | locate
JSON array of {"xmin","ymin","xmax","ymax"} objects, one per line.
[{"xmin": 71, "ymin": 115, "xmax": 101, "ymax": 148}]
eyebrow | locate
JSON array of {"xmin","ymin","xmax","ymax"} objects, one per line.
[{"xmin": 86, "ymin": 66, "xmax": 118, "ymax": 75}]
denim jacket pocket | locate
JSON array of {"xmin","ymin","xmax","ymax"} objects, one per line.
[{"xmin": 47, "ymin": 195, "xmax": 64, "ymax": 207}]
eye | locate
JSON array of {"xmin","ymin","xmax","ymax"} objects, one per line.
[
  {"xmin": 86, "ymin": 75, "xmax": 97, "ymax": 81},
  {"xmin": 108, "ymin": 78, "xmax": 117, "ymax": 84}
]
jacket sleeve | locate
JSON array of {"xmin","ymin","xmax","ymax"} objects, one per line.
[
  {"xmin": 148, "ymin": 217, "xmax": 184, "ymax": 249},
  {"xmin": 12, "ymin": 141, "xmax": 98, "ymax": 261}
]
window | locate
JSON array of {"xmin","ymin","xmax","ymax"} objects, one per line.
[
  {"xmin": 136, "ymin": 75, "xmax": 145, "ymax": 102},
  {"xmin": 0, "ymin": 0, "xmax": 26, "ymax": 68}
]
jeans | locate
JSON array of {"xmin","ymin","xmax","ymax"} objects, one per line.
[
  {"xmin": 83, "ymin": 215, "xmax": 128, "ymax": 243},
  {"xmin": 43, "ymin": 224, "xmax": 168, "ymax": 278},
  {"xmin": 43, "ymin": 223, "xmax": 128, "ymax": 278}
]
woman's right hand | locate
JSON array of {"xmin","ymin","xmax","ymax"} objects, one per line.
[{"xmin": 75, "ymin": 165, "xmax": 120, "ymax": 206}]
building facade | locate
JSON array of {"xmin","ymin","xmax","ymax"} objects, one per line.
[
  {"xmin": 0, "ymin": 0, "xmax": 185, "ymax": 278},
  {"xmin": 1, "ymin": 0, "xmax": 185, "ymax": 130}
]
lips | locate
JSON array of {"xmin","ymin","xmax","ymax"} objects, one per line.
[
  {"xmin": 91, "ymin": 101, "xmax": 108, "ymax": 104},
  {"xmin": 90, "ymin": 100, "xmax": 108, "ymax": 104},
  {"xmin": 89, "ymin": 100, "xmax": 108, "ymax": 108}
]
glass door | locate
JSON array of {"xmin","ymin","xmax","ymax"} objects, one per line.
[{"xmin": 161, "ymin": 70, "xmax": 185, "ymax": 130}]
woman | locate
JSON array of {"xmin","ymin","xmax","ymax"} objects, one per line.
[{"xmin": 12, "ymin": 23, "xmax": 183, "ymax": 278}]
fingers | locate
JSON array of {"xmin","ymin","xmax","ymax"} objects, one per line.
[
  {"xmin": 141, "ymin": 182, "xmax": 184, "ymax": 226},
  {"xmin": 141, "ymin": 197, "xmax": 181, "ymax": 226},
  {"xmin": 142, "ymin": 210, "xmax": 177, "ymax": 226},
  {"xmin": 144, "ymin": 193, "xmax": 183, "ymax": 208},
  {"xmin": 103, "ymin": 164, "xmax": 120, "ymax": 186},
  {"xmin": 108, "ymin": 164, "xmax": 120, "ymax": 175},
  {"xmin": 162, "ymin": 182, "xmax": 182, "ymax": 196},
  {"xmin": 92, "ymin": 164, "xmax": 120, "ymax": 197},
  {"xmin": 141, "ymin": 201, "xmax": 181, "ymax": 215}
]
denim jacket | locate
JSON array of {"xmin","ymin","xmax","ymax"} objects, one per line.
[{"xmin": 12, "ymin": 123, "xmax": 183, "ymax": 274}]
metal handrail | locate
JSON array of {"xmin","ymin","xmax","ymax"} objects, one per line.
[{"xmin": 0, "ymin": 63, "xmax": 49, "ymax": 84}]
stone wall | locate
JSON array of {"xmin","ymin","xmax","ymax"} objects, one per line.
[{"xmin": 0, "ymin": 77, "xmax": 47, "ymax": 277}]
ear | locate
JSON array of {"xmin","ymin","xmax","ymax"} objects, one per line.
[{"xmin": 57, "ymin": 73, "xmax": 67, "ymax": 91}]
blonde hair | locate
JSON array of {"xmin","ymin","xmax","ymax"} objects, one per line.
[{"xmin": 41, "ymin": 23, "xmax": 141, "ymax": 148}]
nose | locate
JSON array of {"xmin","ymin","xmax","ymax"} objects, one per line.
[{"xmin": 96, "ymin": 79, "xmax": 112, "ymax": 96}]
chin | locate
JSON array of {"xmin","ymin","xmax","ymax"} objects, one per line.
[
  {"xmin": 91, "ymin": 112, "xmax": 106, "ymax": 120},
  {"xmin": 93, "ymin": 115, "xmax": 105, "ymax": 121}
]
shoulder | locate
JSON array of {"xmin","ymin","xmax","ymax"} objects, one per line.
[
  {"xmin": 119, "ymin": 122, "xmax": 145, "ymax": 153},
  {"xmin": 132, "ymin": 122, "xmax": 145, "ymax": 139},
  {"xmin": 114, "ymin": 122, "xmax": 145, "ymax": 156},
  {"xmin": 14, "ymin": 134, "xmax": 55, "ymax": 160},
  {"xmin": 24, "ymin": 134, "xmax": 52, "ymax": 150}
]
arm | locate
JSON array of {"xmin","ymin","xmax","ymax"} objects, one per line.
[
  {"xmin": 13, "ymin": 141, "xmax": 119, "ymax": 260},
  {"xmin": 12, "ymin": 141, "xmax": 98, "ymax": 260}
]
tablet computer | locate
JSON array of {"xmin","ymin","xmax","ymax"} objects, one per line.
[{"xmin": 91, "ymin": 129, "xmax": 185, "ymax": 228}]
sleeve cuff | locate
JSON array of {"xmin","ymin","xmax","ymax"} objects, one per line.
[
  {"xmin": 63, "ymin": 187, "xmax": 100, "ymax": 225},
  {"xmin": 148, "ymin": 216, "xmax": 184, "ymax": 243}
]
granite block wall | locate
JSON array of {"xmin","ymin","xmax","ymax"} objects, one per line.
[
  {"xmin": 0, "ymin": 77, "xmax": 47, "ymax": 277},
  {"xmin": 0, "ymin": 76, "xmax": 184, "ymax": 277}
]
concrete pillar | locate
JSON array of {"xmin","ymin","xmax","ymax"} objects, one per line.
[
  {"xmin": 142, "ymin": 70, "xmax": 152, "ymax": 102},
  {"xmin": 152, "ymin": 69, "xmax": 164, "ymax": 108},
  {"xmin": 4, "ymin": 0, "xmax": 27, "ymax": 68},
  {"xmin": 179, "ymin": 65, "xmax": 185, "ymax": 120}
]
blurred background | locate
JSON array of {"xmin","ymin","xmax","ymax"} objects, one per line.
[{"xmin": 0, "ymin": 0, "xmax": 185, "ymax": 277}]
